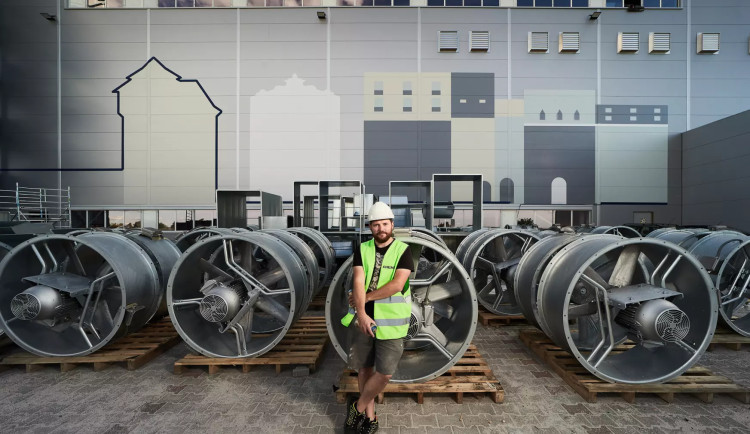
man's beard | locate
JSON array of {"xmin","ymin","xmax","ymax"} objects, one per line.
[{"xmin": 373, "ymin": 229, "xmax": 392, "ymax": 243}]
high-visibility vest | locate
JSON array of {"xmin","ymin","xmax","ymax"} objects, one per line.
[{"xmin": 340, "ymin": 238, "xmax": 411, "ymax": 340}]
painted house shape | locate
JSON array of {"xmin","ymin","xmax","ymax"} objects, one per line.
[
  {"xmin": 113, "ymin": 57, "xmax": 221, "ymax": 206},
  {"xmin": 249, "ymin": 75, "xmax": 341, "ymax": 199},
  {"xmin": 362, "ymin": 72, "xmax": 452, "ymax": 199},
  {"xmin": 523, "ymin": 89, "xmax": 596, "ymax": 205}
]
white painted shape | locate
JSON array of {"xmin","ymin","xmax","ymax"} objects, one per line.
[
  {"xmin": 249, "ymin": 74, "xmax": 340, "ymax": 199},
  {"xmin": 551, "ymin": 177, "xmax": 567, "ymax": 205}
]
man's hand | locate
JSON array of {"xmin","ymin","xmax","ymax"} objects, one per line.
[{"xmin": 356, "ymin": 312, "xmax": 377, "ymax": 337}]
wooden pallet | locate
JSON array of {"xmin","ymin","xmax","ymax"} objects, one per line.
[
  {"xmin": 335, "ymin": 345, "xmax": 504, "ymax": 404},
  {"xmin": 306, "ymin": 293, "xmax": 327, "ymax": 312},
  {"xmin": 478, "ymin": 307, "xmax": 527, "ymax": 327},
  {"xmin": 708, "ymin": 327, "xmax": 750, "ymax": 351},
  {"xmin": 173, "ymin": 316, "xmax": 329, "ymax": 375},
  {"xmin": 0, "ymin": 317, "xmax": 180, "ymax": 372},
  {"xmin": 519, "ymin": 328, "xmax": 750, "ymax": 404}
]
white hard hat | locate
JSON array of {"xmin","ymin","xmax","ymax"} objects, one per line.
[{"xmin": 367, "ymin": 201, "xmax": 394, "ymax": 222}]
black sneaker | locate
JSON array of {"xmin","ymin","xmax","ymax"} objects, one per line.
[
  {"xmin": 358, "ymin": 416, "xmax": 378, "ymax": 434},
  {"xmin": 344, "ymin": 398, "xmax": 365, "ymax": 433}
]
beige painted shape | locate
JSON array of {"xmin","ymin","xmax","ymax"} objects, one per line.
[
  {"xmin": 451, "ymin": 118, "xmax": 496, "ymax": 201},
  {"xmin": 363, "ymin": 72, "xmax": 451, "ymax": 121},
  {"xmin": 118, "ymin": 60, "xmax": 218, "ymax": 206}
]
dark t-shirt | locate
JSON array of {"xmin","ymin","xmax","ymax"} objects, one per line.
[{"xmin": 353, "ymin": 241, "xmax": 414, "ymax": 318}]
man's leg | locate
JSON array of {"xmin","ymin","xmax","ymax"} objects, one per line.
[
  {"xmin": 356, "ymin": 371, "xmax": 391, "ymax": 419},
  {"xmin": 357, "ymin": 338, "xmax": 404, "ymax": 421}
]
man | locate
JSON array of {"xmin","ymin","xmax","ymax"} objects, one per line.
[{"xmin": 341, "ymin": 202, "xmax": 414, "ymax": 434}]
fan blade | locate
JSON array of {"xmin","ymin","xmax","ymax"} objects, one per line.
[
  {"xmin": 608, "ymin": 245, "xmax": 640, "ymax": 287},
  {"xmin": 412, "ymin": 280, "xmax": 463, "ymax": 302},
  {"xmin": 257, "ymin": 267, "xmax": 287, "ymax": 287},
  {"xmin": 493, "ymin": 237, "xmax": 508, "ymax": 262},
  {"xmin": 421, "ymin": 324, "xmax": 449, "ymax": 347},
  {"xmin": 582, "ymin": 267, "xmax": 609, "ymax": 290},
  {"xmin": 431, "ymin": 300, "xmax": 455, "ymax": 319},
  {"xmin": 477, "ymin": 280, "xmax": 495, "ymax": 298},
  {"xmin": 239, "ymin": 242, "xmax": 255, "ymax": 272},
  {"xmin": 198, "ymin": 258, "xmax": 233, "ymax": 282},
  {"xmin": 63, "ymin": 243, "xmax": 86, "ymax": 276},
  {"xmin": 255, "ymin": 296, "xmax": 291, "ymax": 324}
]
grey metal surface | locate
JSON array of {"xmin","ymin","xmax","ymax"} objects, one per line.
[
  {"xmin": 589, "ymin": 226, "xmax": 642, "ymax": 238},
  {"xmin": 687, "ymin": 231, "xmax": 750, "ymax": 337},
  {"xmin": 536, "ymin": 237, "xmax": 717, "ymax": 384},
  {"xmin": 286, "ymin": 227, "xmax": 336, "ymax": 286},
  {"xmin": 167, "ymin": 233, "xmax": 310, "ymax": 358},
  {"xmin": 124, "ymin": 231, "xmax": 182, "ymax": 317},
  {"xmin": 459, "ymin": 229, "xmax": 541, "ymax": 316},
  {"xmin": 261, "ymin": 229, "xmax": 319, "ymax": 302},
  {"xmin": 513, "ymin": 233, "xmax": 582, "ymax": 328},
  {"xmin": 646, "ymin": 228, "xmax": 708, "ymax": 251},
  {"xmin": 174, "ymin": 227, "xmax": 237, "ymax": 252},
  {"xmin": 326, "ymin": 236, "xmax": 477, "ymax": 383},
  {"xmin": 0, "ymin": 232, "xmax": 162, "ymax": 357}
]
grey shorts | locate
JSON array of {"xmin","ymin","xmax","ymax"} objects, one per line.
[{"xmin": 347, "ymin": 323, "xmax": 404, "ymax": 376}]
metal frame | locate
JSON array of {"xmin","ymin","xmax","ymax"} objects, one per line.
[
  {"xmin": 431, "ymin": 174, "xmax": 483, "ymax": 232},
  {"xmin": 318, "ymin": 180, "xmax": 366, "ymax": 235},
  {"xmin": 388, "ymin": 180, "xmax": 433, "ymax": 230},
  {"xmin": 216, "ymin": 190, "xmax": 283, "ymax": 230}
]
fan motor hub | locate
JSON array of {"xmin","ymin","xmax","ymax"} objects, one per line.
[
  {"xmin": 11, "ymin": 285, "xmax": 75, "ymax": 321},
  {"xmin": 615, "ymin": 299, "xmax": 690, "ymax": 343},
  {"xmin": 199, "ymin": 283, "xmax": 245, "ymax": 323}
]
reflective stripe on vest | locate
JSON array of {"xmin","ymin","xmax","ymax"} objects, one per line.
[{"xmin": 340, "ymin": 238, "xmax": 411, "ymax": 339}]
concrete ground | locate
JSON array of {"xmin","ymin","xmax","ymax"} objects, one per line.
[{"xmin": 1, "ymin": 320, "xmax": 749, "ymax": 434}]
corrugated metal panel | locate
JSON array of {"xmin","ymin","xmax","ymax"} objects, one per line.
[
  {"xmin": 470, "ymin": 31, "xmax": 490, "ymax": 52},
  {"xmin": 649, "ymin": 32, "xmax": 671, "ymax": 53},
  {"xmin": 438, "ymin": 31, "xmax": 459, "ymax": 52},
  {"xmin": 559, "ymin": 32, "xmax": 580, "ymax": 53},
  {"xmin": 528, "ymin": 32, "xmax": 548, "ymax": 53},
  {"xmin": 618, "ymin": 32, "xmax": 640, "ymax": 53},
  {"xmin": 697, "ymin": 32, "xmax": 720, "ymax": 54}
]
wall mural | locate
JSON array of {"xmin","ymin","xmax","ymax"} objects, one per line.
[
  {"xmin": 363, "ymin": 73, "xmax": 668, "ymax": 206},
  {"xmin": 114, "ymin": 57, "xmax": 222, "ymax": 206}
]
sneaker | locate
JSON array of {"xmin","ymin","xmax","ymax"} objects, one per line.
[
  {"xmin": 344, "ymin": 398, "xmax": 365, "ymax": 433},
  {"xmin": 358, "ymin": 416, "xmax": 378, "ymax": 434}
]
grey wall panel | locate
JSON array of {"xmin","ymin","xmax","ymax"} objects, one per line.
[
  {"xmin": 524, "ymin": 126, "xmax": 595, "ymax": 205},
  {"xmin": 683, "ymin": 110, "xmax": 750, "ymax": 232}
]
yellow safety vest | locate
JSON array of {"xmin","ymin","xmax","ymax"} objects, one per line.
[{"xmin": 340, "ymin": 238, "xmax": 411, "ymax": 339}]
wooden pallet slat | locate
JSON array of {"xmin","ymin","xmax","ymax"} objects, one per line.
[
  {"xmin": 335, "ymin": 344, "xmax": 504, "ymax": 404},
  {"xmin": 0, "ymin": 317, "xmax": 180, "ymax": 372},
  {"xmin": 707, "ymin": 327, "xmax": 750, "ymax": 351},
  {"xmin": 478, "ymin": 306, "xmax": 528, "ymax": 327},
  {"xmin": 518, "ymin": 328, "xmax": 750, "ymax": 404},
  {"xmin": 173, "ymin": 316, "xmax": 329, "ymax": 375}
]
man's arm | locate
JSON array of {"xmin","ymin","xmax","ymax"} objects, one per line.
[
  {"xmin": 351, "ymin": 265, "xmax": 376, "ymax": 337},
  {"xmin": 363, "ymin": 268, "xmax": 411, "ymax": 302}
]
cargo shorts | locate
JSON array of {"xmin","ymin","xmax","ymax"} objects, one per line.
[{"xmin": 347, "ymin": 321, "xmax": 404, "ymax": 376}]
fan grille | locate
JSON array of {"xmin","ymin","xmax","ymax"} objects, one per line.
[
  {"xmin": 655, "ymin": 308, "xmax": 690, "ymax": 342},
  {"xmin": 200, "ymin": 294, "xmax": 229, "ymax": 323},
  {"xmin": 405, "ymin": 313, "xmax": 420, "ymax": 340},
  {"xmin": 11, "ymin": 293, "xmax": 41, "ymax": 320}
]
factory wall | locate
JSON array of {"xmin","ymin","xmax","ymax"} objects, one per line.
[
  {"xmin": 1, "ymin": 0, "xmax": 750, "ymax": 226},
  {"xmin": 682, "ymin": 110, "xmax": 750, "ymax": 234}
]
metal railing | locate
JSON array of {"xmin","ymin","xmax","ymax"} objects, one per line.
[{"xmin": 0, "ymin": 183, "xmax": 72, "ymax": 228}]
